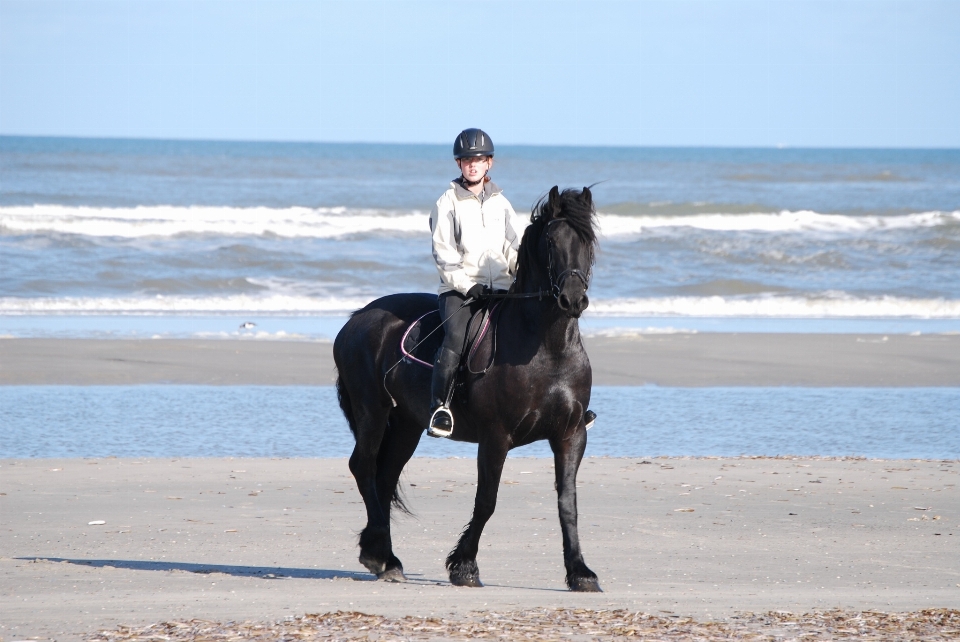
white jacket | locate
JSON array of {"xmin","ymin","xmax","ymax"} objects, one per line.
[{"xmin": 429, "ymin": 179, "xmax": 526, "ymax": 296}]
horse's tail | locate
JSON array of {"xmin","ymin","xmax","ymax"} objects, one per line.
[
  {"xmin": 390, "ymin": 468, "xmax": 414, "ymax": 517},
  {"xmin": 335, "ymin": 366, "xmax": 358, "ymax": 439},
  {"xmin": 336, "ymin": 365, "xmax": 413, "ymax": 516}
]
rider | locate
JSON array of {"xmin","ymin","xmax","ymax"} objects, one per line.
[{"xmin": 427, "ymin": 128, "xmax": 525, "ymax": 438}]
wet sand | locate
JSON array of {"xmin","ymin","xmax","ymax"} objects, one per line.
[
  {"xmin": 1, "ymin": 457, "xmax": 957, "ymax": 640},
  {"xmin": 2, "ymin": 333, "xmax": 959, "ymax": 386}
]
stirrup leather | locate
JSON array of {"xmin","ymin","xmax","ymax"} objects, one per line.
[{"xmin": 427, "ymin": 406, "xmax": 454, "ymax": 438}]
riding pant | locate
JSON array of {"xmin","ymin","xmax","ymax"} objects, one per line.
[
  {"xmin": 439, "ymin": 290, "xmax": 483, "ymax": 357},
  {"xmin": 429, "ymin": 291, "xmax": 483, "ymax": 412}
]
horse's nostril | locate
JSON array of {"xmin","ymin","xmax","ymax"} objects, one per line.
[
  {"xmin": 558, "ymin": 293, "xmax": 571, "ymax": 309},
  {"xmin": 582, "ymin": 295, "xmax": 589, "ymax": 311}
]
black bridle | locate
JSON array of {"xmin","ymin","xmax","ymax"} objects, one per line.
[
  {"xmin": 546, "ymin": 219, "xmax": 591, "ymax": 299},
  {"xmin": 385, "ymin": 218, "xmax": 592, "ymax": 389},
  {"xmin": 484, "ymin": 217, "xmax": 591, "ymax": 302}
]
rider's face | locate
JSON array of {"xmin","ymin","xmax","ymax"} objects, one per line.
[{"xmin": 457, "ymin": 156, "xmax": 492, "ymax": 182}]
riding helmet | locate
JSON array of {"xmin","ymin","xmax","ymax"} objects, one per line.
[{"xmin": 453, "ymin": 128, "xmax": 494, "ymax": 159}]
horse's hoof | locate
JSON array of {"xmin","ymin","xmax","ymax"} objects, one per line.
[
  {"xmin": 569, "ymin": 576, "xmax": 603, "ymax": 592},
  {"xmin": 358, "ymin": 553, "xmax": 386, "ymax": 576},
  {"xmin": 450, "ymin": 572, "xmax": 483, "ymax": 588},
  {"xmin": 377, "ymin": 566, "xmax": 407, "ymax": 583}
]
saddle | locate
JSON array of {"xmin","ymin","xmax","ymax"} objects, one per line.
[{"xmin": 400, "ymin": 301, "xmax": 501, "ymax": 375}]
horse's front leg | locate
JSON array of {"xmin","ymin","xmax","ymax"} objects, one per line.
[
  {"xmin": 552, "ymin": 422, "xmax": 602, "ymax": 592},
  {"xmin": 445, "ymin": 437, "xmax": 508, "ymax": 587}
]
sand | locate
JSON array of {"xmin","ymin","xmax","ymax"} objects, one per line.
[
  {"xmin": 2, "ymin": 333, "xmax": 960, "ymax": 386},
  {"xmin": 1, "ymin": 457, "xmax": 957, "ymax": 640},
  {"xmin": 3, "ymin": 337, "xmax": 958, "ymax": 638}
]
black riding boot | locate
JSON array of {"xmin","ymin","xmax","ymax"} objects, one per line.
[{"xmin": 427, "ymin": 346, "xmax": 460, "ymax": 438}]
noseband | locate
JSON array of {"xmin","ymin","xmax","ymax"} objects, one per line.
[{"xmin": 546, "ymin": 218, "xmax": 591, "ymax": 299}]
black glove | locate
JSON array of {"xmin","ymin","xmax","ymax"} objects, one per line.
[{"xmin": 466, "ymin": 284, "xmax": 485, "ymax": 300}]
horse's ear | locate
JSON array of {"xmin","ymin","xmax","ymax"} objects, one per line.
[
  {"xmin": 580, "ymin": 186, "xmax": 593, "ymax": 205},
  {"xmin": 548, "ymin": 186, "xmax": 561, "ymax": 215}
]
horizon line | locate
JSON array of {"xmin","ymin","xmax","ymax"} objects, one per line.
[{"xmin": 2, "ymin": 133, "xmax": 958, "ymax": 152}]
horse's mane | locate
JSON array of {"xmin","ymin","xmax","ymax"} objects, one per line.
[
  {"xmin": 513, "ymin": 187, "xmax": 598, "ymax": 293},
  {"xmin": 531, "ymin": 187, "xmax": 597, "ymax": 244}
]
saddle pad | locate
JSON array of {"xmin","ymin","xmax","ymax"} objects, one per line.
[{"xmin": 400, "ymin": 302, "xmax": 501, "ymax": 370}]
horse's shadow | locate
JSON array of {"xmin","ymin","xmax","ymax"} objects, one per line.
[
  {"xmin": 19, "ymin": 556, "xmax": 566, "ymax": 591},
  {"xmin": 18, "ymin": 557, "xmax": 387, "ymax": 581}
]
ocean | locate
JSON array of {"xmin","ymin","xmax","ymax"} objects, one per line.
[
  {"xmin": 2, "ymin": 136, "xmax": 959, "ymax": 338},
  {"xmin": 1, "ymin": 136, "xmax": 958, "ymax": 460}
]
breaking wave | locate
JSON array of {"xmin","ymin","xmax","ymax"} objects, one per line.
[
  {"xmin": 0, "ymin": 205, "xmax": 429, "ymax": 238},
  {"xmin": 595, "ymin": 209, "xmax": 960, "ymax": 236},
  {"xmin": 2, "ymin": 293, "xmax": 958, "ymax": 318},
  {"xmin": 2, "ymin": 205, "xmax": 957, "ymax": 239},
  {"xmin": 588, "ymin": 295, "xmax": 960, "ymax": 318}
]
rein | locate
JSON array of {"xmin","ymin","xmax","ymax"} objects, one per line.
[
  {"xmin": 484, "ymin": 217, "xmax": 591, "ymax": 301},
  {"xmin": 381, "ymin": 216, "xmax": 592, "ymax": 403}
]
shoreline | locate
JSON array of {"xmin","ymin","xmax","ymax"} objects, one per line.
[
  {"xmin": 1, "ymin": 456, "xmax": 956, "ymax": 640},
  {"xmin": 2, "ymin": 333, "xmax": 959, "ymax": 386}
]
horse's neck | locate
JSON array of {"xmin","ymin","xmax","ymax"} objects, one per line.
[
  {"xmin": 509, "ymin": 298, "xmax": 582, "ymax": 356},
  {"xmin": 543, "ymin": 312, "xmax": 582, "ymax": 355},
  {"xmin": 510, "ymin": 264, "xmax": 582, "ymax": 353}
]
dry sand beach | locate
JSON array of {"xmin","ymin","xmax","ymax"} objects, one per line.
[
  {"xmin": 1, "ymin": 457, "xmax": 958, "ymax": 640},
  {"xmin": 2, "ymin": 335, "xmax": 959, "ymax": 639}
]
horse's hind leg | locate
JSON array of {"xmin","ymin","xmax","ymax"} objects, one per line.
[
  {"xmin": 348, "ymin": 403, "xmax": 398, "ymax": 579},
  {"xmin": 369, "ymin": 413, "xmax": 423, "ymax": 582},
  {"xmin": 551, "ymin": 424, "xmax": 602, "ymax": 592},
  {"xmin": 446, "ymin": 437, "xmax": 508, "ymax": 588}
]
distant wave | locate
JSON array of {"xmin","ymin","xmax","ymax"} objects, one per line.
[
  {"xmin": 3, "ymin": 293, "xmax": 958, "ymax": 318},
  {"xmin": 588, "ymin": 295, "xmax": 960, "ymax": 319},
  {"xmin": 2, "ymin": 205, "xmax": 957, "ymax": 239},
  {"xmin": 582, "ymin": 326, "xmax": 699, "ymax": 337},
  {"xmin": 0, "ymin": 205, "xmax": 429, "ymax": 238},
  {"xmin": 595, "ymin": 209, "xmax": 960, "ymax": 236},
  {"xmin": 0, "ymin": 294, "xmax": 373, "ymax": 315}
]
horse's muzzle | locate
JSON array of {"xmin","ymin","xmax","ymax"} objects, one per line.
[{"xmin": 557, "ymin": 289, "xmax": 589, "ymax": 318}]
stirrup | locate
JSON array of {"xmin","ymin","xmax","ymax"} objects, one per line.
[
  {"xmin": 584, "ymin": 410, "xmax": 597, "ymax": 431},
  {"xmin": 427, "ymin": 406, "xmax": 454, "ymax": 438}
]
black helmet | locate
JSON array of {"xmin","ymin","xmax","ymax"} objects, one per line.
[{"xmin": 453, "ymin": 128, "xmax": 494, "ymax": 159}]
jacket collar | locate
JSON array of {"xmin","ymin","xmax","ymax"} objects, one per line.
[{"xmin": 452, "ymin": 177, "xmax": 502, "ymax": 200}]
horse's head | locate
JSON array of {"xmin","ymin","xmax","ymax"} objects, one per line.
[{"xmin": 519, "ymin": 186, "xmax": 598, "ymax": 318}]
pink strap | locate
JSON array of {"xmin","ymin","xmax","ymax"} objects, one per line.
[
  {"xmin": 400, "ymin": 301, "xmax": 501, "ymax": 370},
  {"xmin": 400, "ymin": 310, "xmax": 437, "ymax": 368},
  {"xmin": 467, "ymin": 302, "xmax": 501, "ymax": 367}
]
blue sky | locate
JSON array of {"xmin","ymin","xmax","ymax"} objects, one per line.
[{"xmin": 1, "ymin": 0, "xmax": 957, "ymax": 147}]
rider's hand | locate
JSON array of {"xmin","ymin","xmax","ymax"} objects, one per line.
[{"xmin": 466, "ymin": 284, "xmax": 485, "ymax": 300}]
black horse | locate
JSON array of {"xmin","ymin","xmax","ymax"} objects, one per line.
[{"xmin": 333, "ymin": 186, "xmax": 601, "ymax": 592}]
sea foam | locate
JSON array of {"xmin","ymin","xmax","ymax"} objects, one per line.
[
  {"xmin": 0, "ymin": 205, "xmax": 429, "ymax": 238},
  {"xmin": 2, "ymin": 293, "xmax": 957, "ymax": 318},
  {"xmin": 588, "ymin": 295, "xmax": 960, "ymax": 318},
  {"xmin": 2, "ymin": 205, "xmax": 957, "ymax": 239},
  {"xmin": 596, "ymin": 209, "xmax": 960, "ymax": 236}
]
